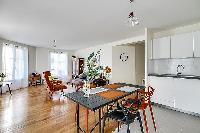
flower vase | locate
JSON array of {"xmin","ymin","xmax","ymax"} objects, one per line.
[
  {"xmin": 0, "ymin": 77, "xmax": 4, "ymax": 85},
  {"xmin": 83, "ymin": 81, "xmax": 90, "ymax": 97}
]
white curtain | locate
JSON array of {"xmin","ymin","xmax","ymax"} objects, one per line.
[
  {"xmin": 49, "ymin": 51, "xmax": 68, "ymax": 81},
  {"xmin": 2, "ymin": 44, "xmax": 28, "ymax": 92}
]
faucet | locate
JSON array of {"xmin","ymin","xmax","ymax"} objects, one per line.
[{"xmin": 177, "ymin": 65, "xmax": 185, "ymax": 75}]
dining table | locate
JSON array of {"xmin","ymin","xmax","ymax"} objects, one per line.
[
  {"xmin": 0, "ymin": 81, "xmax": 12, "ymax": 95},
  {"xmin": 64, "ymin": 83, "xmax": 145, "ymax": 133}
]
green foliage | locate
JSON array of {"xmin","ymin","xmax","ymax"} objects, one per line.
[
  {"xmin": 0, "ymin": 73, "xmax": 6, "ymax": 83},
  {"xmin": 0, "ymin": 73, "xmax": 6, "ymax": 78},
  {"xmin": 85, "ymin": 49, "xmax": 103, "ymax": 81}
]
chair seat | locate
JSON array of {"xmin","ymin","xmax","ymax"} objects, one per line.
[
  {"xmin": 139, "ymin": 103, "xmax": 148, "ymax": 110},
  {"xmin": 108, "ymin": 110, "xmax": 137, "ymax": 124},
  {"xmin": 54, "ymin": 84, "xmax": 67, "ymax": 91},
  {"xmin": 53, "ymin": 80, "xmax": 62, "ymax": 84},
  {"xmin": 125, "ymin": 98, "xmax": 148, "ymax": 110}
]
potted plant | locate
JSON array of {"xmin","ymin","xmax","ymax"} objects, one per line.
[
  {"xmin": 0, "ymin": 73, "xmax": 6, "ymax": 85},
  {"xmin": 85, "ymin": 50, "xmax": 103, "ymax": 86}
]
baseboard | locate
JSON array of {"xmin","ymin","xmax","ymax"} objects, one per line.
[{"xmin": 152, "ymin": 102, "xmax": 200, "ymax": 117}]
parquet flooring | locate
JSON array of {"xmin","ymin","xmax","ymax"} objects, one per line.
[{"xmin": 0, "ymin": 85, "xmax": 118, "ymax": 133}]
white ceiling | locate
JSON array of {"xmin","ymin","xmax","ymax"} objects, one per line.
[{"xmin": 0, "ymin": 0, "xmax": 200, "ymax": 50}]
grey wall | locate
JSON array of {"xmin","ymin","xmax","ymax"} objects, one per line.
[
  {"xmin": 135, "ymin": 44, "xmax": 145, "ymax": 84},
  {"xmin": 112, "ymin": 45, "xmax": 136, "ymax": 84},
  {"xmin": 0, "ymin": 41, "xmax": 2, "ymax": 73},
  {"xmin": 0, "ymin": 37, "xmax": 36, "ymax": 74},
  {"xmin": 28, "ymin": 46, "xmax": 36, "ymax": 74},
  {"xmin": 148, "ymin": 58, "xmax": 200, "ymax": 76}
]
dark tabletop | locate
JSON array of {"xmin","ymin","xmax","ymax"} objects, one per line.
[{"xmin": 65, "ymin": 85, "xmax": 145, "ymax": 111}]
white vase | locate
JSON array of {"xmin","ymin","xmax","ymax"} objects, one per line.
[
  {"xmin": 0, "ymin": 77, "xmax": 3, "ymax": 85},
  {"xmin": 82, "ymin": 86, "xmax": 90, "ymax": 97}
]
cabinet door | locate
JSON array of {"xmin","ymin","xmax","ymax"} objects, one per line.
[
  {"xmin": 153, "ymin": 36, "xmax": 170, "ymax": 59},
  {"xmin": 171, "ymin": 32, "xmax": 193, "ymax": 58},
  {"xmin": 174, "ymin": 79, "xmax": 200, "ymax": 114},
  {"xmin": 148, "ymin": 76, "xmax": 175, "ymax": 107},
  {"xmin": 194, "ymin": 31, "xmax": 200, "ymax": 57}
]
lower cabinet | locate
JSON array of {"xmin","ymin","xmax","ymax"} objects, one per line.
[
  {"xmin": 148, "ymin": 76, "xmax": 200, "ymax": 114},
  {"xmin": 173, "ymin": 79, "xmax": 200, "ymax": 114},
  {"xmin": 148, "ymin": 76, "xmax": 175, "ymax": 108}
]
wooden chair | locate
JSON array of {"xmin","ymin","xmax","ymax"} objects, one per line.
[
  {"xmin": 43, "ymin": 71, "xmax": 67, "ymax": 99},
  {"xmin": 103, "ymin": 99, "xmax": 144, "ymax": 133},
  {"xmin": 29, "ymin": 73, "xmax": 41, "ymax": 86},
  {"xmin": 135, "ymin": 86, "xmax": 156, "ymax": 133},
  {"xmin": 43, "ymin": 71, "xmax": 62, "ymax": 84}
]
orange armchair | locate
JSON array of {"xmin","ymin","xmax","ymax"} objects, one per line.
[
  {"xmin": 43, "ymin": 71, "xmax": 62, "ymax": 84},
  {"xmin": 43, "ymin": 71, "xmax": 67, "ymax": 99}
]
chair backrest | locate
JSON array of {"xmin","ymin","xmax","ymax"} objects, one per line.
[
  {"xmin": 43, "ymin": 71, "xmax": 54, "ymax": 91},
  {"xmin": 123, "ymin": 98, "xmax": 141, "ymax": 114},
  {"xmin": 137, "ymin": 86, "xmax": 155, "ymax": 103},
  {"xmin": 43, "ymin": 71, "xmax": 51, "ymax": 76}
]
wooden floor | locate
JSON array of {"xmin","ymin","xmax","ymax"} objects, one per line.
[{"xmin": 0, "ymin": 85, "xmax": 118, "ymax": 133}]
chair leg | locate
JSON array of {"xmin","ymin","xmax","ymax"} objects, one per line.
[
  {"xmin": 102, "ymin": 113, "xmax": 107, "ymax": 133},
  {"xmin": 137, "ymin": 112, "xmax": 144, "ymax": 133},
  {"xmin": 149, "ymin": 103, "xmax": 157, "ymax": 132},
  {"xmin": 143, "ymin": 110, "xmax": 149, "ymax": 133},
  {"xmin": 86, "ymin": 109, "xmax": 89, "ymax": 133},
  {"xmin": 118, "ymin": 121, "xmax": 120, "ymax": 132},
  {"xmin": 127, "ymin": 123, "xmax": 130, "ymax": 133},
  {"xmin": 49, "ymin": 92, "xmax": 53, "ymax": 99},
  {"xmin": 75, "ymin": 105, "xmax": 78, "ymax": 122}
]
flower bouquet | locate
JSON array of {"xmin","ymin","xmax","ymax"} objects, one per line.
[{"xmin": 0, "ymin": 73, "xmax": 6, "ymax": 85}]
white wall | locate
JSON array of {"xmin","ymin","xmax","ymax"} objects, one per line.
[
  {"xmin": 0, "ymin": 40, "xmax": 3, "ymax": 73},
  {"xmin": 112, "ymin": 46, "xmax": 136, "ymax": 84},
  {"xmin": 74, "ymin": 35, "xmax": 145, "ymax": 83},
  {"xmin": 36, "ymin": 47, "xmax": 50, "ymax": 74},
  {"xmin": 75, "ymin": 44, "xmax": 113, "ymax": 69},
  {"xmin": 66, "ymin": 51, "xmax": 74, "ymax": 79}
]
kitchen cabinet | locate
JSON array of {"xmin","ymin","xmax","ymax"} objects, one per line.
[
  {"xmin": 153, "ymin": 36, "xmax": 171, "ymax": 59},
  {"xmin": 194, "ymin": 31, "xmax": 200, "ymax": 57},
  {"xmin": 171, "ymin": 32, "xmax": 193, "ymax": 58},
  {"xmin": 174, "ymin": 78, "xmax": 200, "ymax": 114},
  {"xmin": 148, "ymin": 76, "xmax": 200, "ymax": 114},
  {"xmin": 148, "ymin": 76, "xmax": 175, "ymax": 107}
]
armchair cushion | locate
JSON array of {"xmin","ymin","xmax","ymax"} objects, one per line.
[{"xmin": 54, "ymin": 84, "xmax": 67, "ymax": 91}]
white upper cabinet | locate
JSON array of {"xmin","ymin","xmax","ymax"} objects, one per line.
[
  {"xmin": 194, "ymin": 31, "xmax": 200, "ymax": 57},
  {"xmin": 153, "ymin": 36, "xmax": 170, "ymax": 59},
  {"xmin": 171, "ymin": 32, "xmax": 193, "ymax": 58}
]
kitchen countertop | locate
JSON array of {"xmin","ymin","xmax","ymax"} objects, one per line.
[{"xmin": 148, "ymin": 73, "xmax": 200, "ymax": 80}]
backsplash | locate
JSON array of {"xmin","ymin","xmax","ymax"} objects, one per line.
[{"xmin": 148, "ymin": 58, "xmax": 200, "ymax": 76}]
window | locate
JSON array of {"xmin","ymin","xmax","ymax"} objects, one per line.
[
  {"xmin": 2, "ymin": 44, "xmax": 28, "ymax": 90},
  {"xmin": 49, "ymin": 52, "xmax": 68, "ymax": 81}
]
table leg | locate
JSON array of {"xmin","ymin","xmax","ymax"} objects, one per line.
[
  {"xmin": 99, "ymin": 108, "xmax": 102, "ymax": 133},
  {"xmin": 0, "ymin": 86, "xmax": 2, "ymax": 95},
  {"xmin": 7, "ymin": 84, "xmax": 12, "ymax": 95},
  {"xmin": 77, "ymin": 104, "xmax": 80, "ymax": 133}
]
